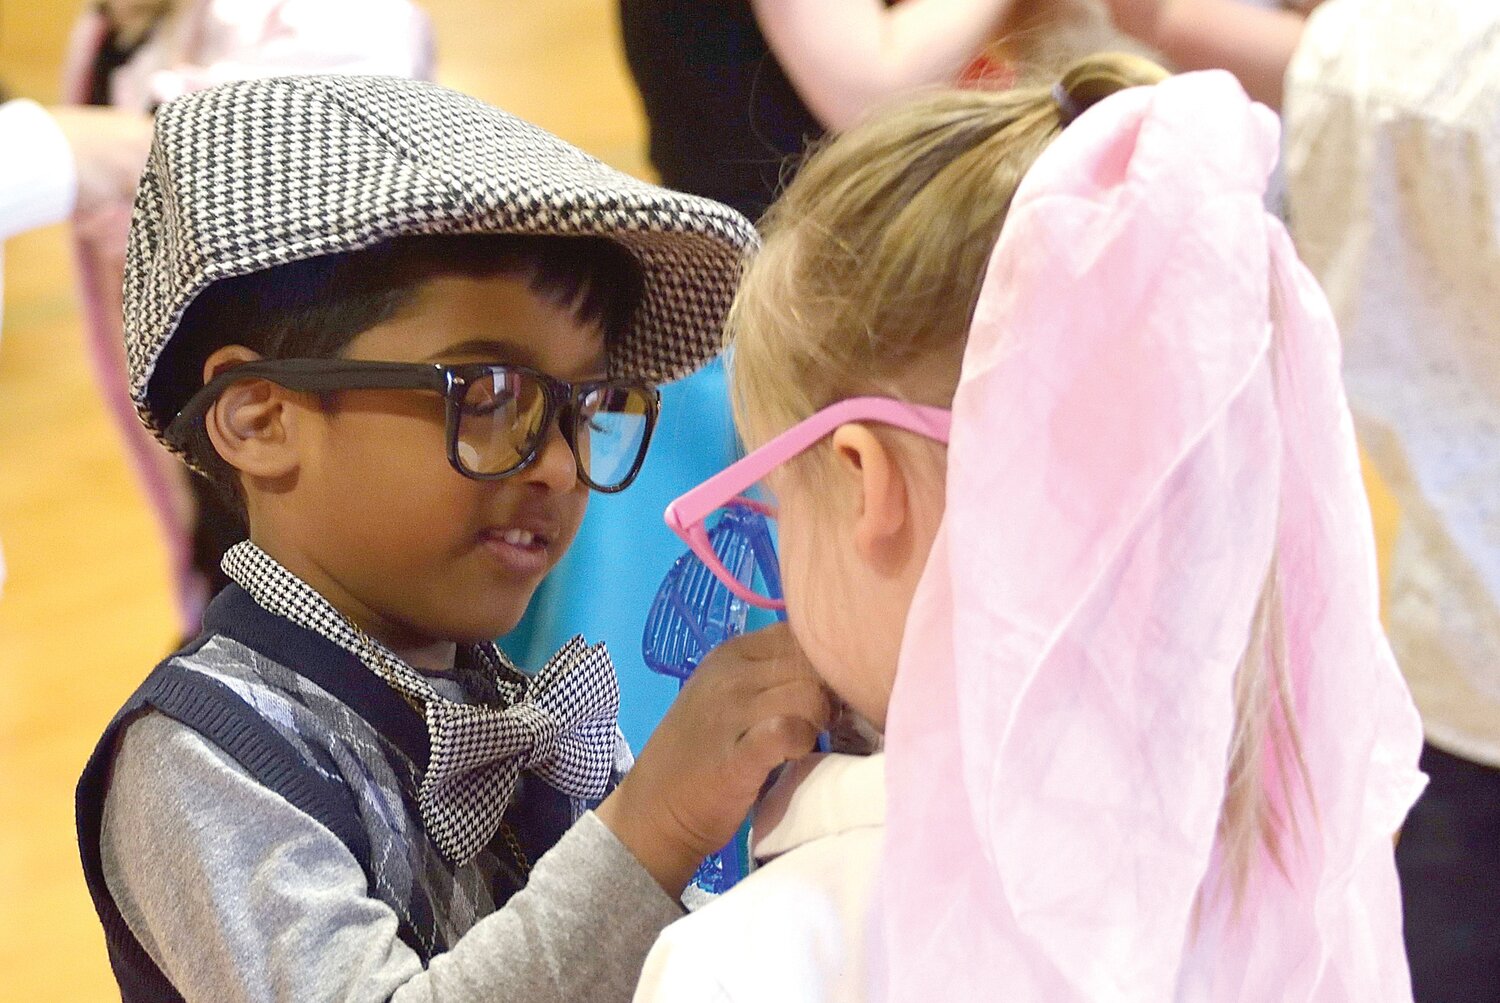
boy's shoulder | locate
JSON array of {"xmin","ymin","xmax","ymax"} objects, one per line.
[
  {"xmin": 78, "ymin": 585, "xmax": 390, "ymax": 855},
  {"xmin": 73, "ymin": 591, "xmax": 388, "ymax": 992}
]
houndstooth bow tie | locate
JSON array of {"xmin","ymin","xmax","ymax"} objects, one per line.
[{"xmin": 222, "ymin": 542, "xmax": 620, "ymax": 865}]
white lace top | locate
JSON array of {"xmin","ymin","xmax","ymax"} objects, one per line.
[{"xmin": 1285, "ymin": 0, "xmax": 1500, "ymax": 766}]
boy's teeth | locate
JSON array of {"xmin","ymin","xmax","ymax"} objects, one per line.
[{"xmin": 503, "ymin": 529, "xmax": 536, "ymax": 547}]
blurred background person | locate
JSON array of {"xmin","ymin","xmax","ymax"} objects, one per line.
[
  {"xmin": 59, "ymin": 0, "xmax": 436, "ymax": 634},
  {"xmin": 0, "ymin": 99, "xmax": 150, "ymax": 597},
  {"xmin": 1099, "ymin": 0, "xmax": 1312, "ymax": 107},
  {"xmin": 620, "ymin": 0, "xmax": 1127, "ymax": 222}
]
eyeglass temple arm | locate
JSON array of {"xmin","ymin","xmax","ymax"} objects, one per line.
[
  {"xmin": 166, "ymin": 360, "xmax": 453, "ymax": 441},
  {"xmin": 663, "ymin": 397, "xmax": 950, "ymax": 611},
  {"xmin": 665, "ymin": 397, "xmax": 952, "ymax": 530}
]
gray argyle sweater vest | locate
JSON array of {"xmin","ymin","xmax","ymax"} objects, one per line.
[{"xmin": 77, "ymin": 585, "xmax": 582, "ymax": 1003}]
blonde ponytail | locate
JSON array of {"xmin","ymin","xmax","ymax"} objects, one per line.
[
  {"xmin": 1218, "ymin": 558, "xmax": 1310, "ymax": 907},
  {"xmin": 729, "ymin": 52, "xmax": 1169, "ymax": 451},
  {"xmin": 1215, "ymin": 289, "xmax": 1315, "ymax": 910},
  {"xmin": 1056, "ymin": 52, "xmax": 1171, "ymax": 119}
]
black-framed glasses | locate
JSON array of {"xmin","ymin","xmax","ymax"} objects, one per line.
[{"xmin": 166, "ymin": 358, "xmax": 662, "ymax": 492}]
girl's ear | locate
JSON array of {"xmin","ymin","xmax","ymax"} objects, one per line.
[
  {"xmin": 829, "ymin": 423, "xmax": 909, "ymax": 567},
  {"xmin": 201, "ymin": 346, "xmax": 301, "ymax": 483}
]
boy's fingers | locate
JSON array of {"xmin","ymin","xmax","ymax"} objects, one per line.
[
  {"xmin": 744, "ymin": 677, "xmax": 833, "ymax": 738},
  {"xmin": 733, "ymin": 715, "xmax": 823, "ymax": 785},
  {"xmin": 699, "ymin": 625, "xmax": 822, "ymax": 693}
]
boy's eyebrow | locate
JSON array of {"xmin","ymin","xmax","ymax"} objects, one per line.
[
  {"xmin": 425, "ymin": 338, "xmax": 609, "ymax": 379},
  {"xmin": 425, "ymin": 338, "xmax": 537, "ymax": 364}
]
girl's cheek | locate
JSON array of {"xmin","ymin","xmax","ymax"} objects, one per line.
[{"xmin": 779, "ymin": 517, "xmax": 854, "ymax": 691}]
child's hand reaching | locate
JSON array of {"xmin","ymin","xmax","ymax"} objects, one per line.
[
  {"xmin": 1100, "ymin": 0, "xmax": 1168, "ymax": 43},
  {"xmin": 1099, "ymin": 0, "xmax": 1309, "ymax": 108},
  {"xmin": 596, "ymin": 623, "xmax": 832, "ymax": 896}
]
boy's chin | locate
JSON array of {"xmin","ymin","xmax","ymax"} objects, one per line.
[
  {"xmin": 453, "ymin": 610, "xmax": 529, "ymax": 647},
  {"xmin": 435, "ymin": 578, "xmax": 548, "ymax": 646},
  {"xmin": 468, "ymin": 592, "xmax": 541, "ymax": 645}
]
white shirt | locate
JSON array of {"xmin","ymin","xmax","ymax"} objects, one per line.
[
  {"xmin": 0, "ymin": 99, "xmax": 76, "ymax": 244},
  {"xmin": 1284, "ymin": 0, "xmax": 1500, "ymax": 767},
  {"xmin": 634, "ymin": 753, "xmax": 886, "ymax": 1003},
  {"xmin": 0, "ymin": 98, "xmax": 78, "ymax": 595}
]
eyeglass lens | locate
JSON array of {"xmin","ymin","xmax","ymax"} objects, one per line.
[{"xmin": 456, "ymin": 371, "xmax": 652, "ymax": 488}]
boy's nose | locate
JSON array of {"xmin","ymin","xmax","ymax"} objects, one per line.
[{"xmin": 522, "ymin": 419, "xmax": 581, "ymax": 493}]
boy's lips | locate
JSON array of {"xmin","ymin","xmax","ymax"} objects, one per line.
[{"xmin": 478, "ymin": 520, "xmax": 561, "ymax": 576}]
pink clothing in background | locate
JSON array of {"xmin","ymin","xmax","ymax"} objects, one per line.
[
  {"xmin": 62, "ymin": 0, "xmax": 435, "ymax": 112},
  {"xmin": 879, "ymin": 71, "xmax": 1425, "ymax": 1001}
]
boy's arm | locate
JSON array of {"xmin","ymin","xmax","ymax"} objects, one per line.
[
  {"xmin": 102, "ymin": 626, "xmax": 828, "ymax": 1001},
  {"xmin": 595, "ymin": 623, "xmax": 832, "ymax": 895},
  {"xmin": 102, "ymin": 713, "xmax": 682, "ymax": 1003}
]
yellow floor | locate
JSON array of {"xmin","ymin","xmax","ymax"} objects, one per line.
[
  {"xmin": 0, "ymin": 5, "xmax": 1399, "ymax": 1000},
  {"xmin": 0, "ymin": 2, "xmax": 647, "ymax": 998}
]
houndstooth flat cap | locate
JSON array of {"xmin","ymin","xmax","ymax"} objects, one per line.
[{"xmin": 123, "ymin": 74, "xmax": 758, "ymax": 443}]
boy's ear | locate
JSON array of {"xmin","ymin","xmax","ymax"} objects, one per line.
[
  {"xmin": 201, "ymin": 346, "xmax": 302, "ymax": 482},
  {"xmin": 829, "ymin": 423, "xmax": 909, "ymax": 567}
]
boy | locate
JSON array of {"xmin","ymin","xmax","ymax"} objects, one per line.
[{"xmin": 76, "ymin": 74, "xmax": 829, "ymax": 1001}]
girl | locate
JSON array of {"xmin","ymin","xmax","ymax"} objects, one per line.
[{"xmin": 636, "ymin": 55, "xmax": 1426, "ymax": 1000}]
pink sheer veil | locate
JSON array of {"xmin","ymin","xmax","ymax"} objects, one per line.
[{"xmin": 878, "ymin": 71, "xmax": 1426, "ymax": 1001}]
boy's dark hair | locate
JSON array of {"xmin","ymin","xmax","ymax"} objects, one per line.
[{"xmin": 149, "ymin": 233, "xmax": 641, "ymax": 511}]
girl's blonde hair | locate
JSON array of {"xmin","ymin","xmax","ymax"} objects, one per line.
[
  {"xmin": 727, "ymin": 52, "xmax": 1308, "ymax": 904},
  {"xmin": 729, "ymin": 53, "xmax": 1171, "ymax": 449}
]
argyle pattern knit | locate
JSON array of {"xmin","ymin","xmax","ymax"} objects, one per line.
[{"xmin": 221, "ymin": 541, "xmax": 621, "ymax": 865}]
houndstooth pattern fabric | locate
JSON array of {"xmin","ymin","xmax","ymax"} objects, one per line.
[
  {"xmin": 221, "ymin": 541, "xmax": 620, "ymax": 865},
  {"xmin": 169, "ymin": 631, "xmax": 523, "ymax": 957},
  {"xmin": 123, "ymin": 74, "xmax": 759, "ymax": 457}
]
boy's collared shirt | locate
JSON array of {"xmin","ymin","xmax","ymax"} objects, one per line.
[
  {"xmin": 81, "ymin": 567, "xmax": 680, "ymax": 1001},
  {"xmin": 220, "ymin": 540, "xmax": 624, "ymax": 866}
]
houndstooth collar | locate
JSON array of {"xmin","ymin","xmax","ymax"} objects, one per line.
[{"xmin": 221, "ymin": 541, "xmax": 620, "ymax": 865}]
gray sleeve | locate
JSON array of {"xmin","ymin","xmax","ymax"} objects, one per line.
[{"xmin": 101, "ymin": 712, "xmax": 684, "ymax": 1003}]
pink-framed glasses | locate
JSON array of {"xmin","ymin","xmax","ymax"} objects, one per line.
[{"xmin": 663, "ymin": 396, "xmax": 953, "ymax": 610}]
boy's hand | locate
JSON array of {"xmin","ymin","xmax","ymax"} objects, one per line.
[{"xmin": 596, "ymin": 623, "xmax": 831, "ymax": 896}]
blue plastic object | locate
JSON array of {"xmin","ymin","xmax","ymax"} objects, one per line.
[
  {"xmin": 643, "ymin": 504, "xmax": 784, "ymax": 895},
  {"xmin": 643, "ymin": 507, "xmax": 783, "ymax": 680}
]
